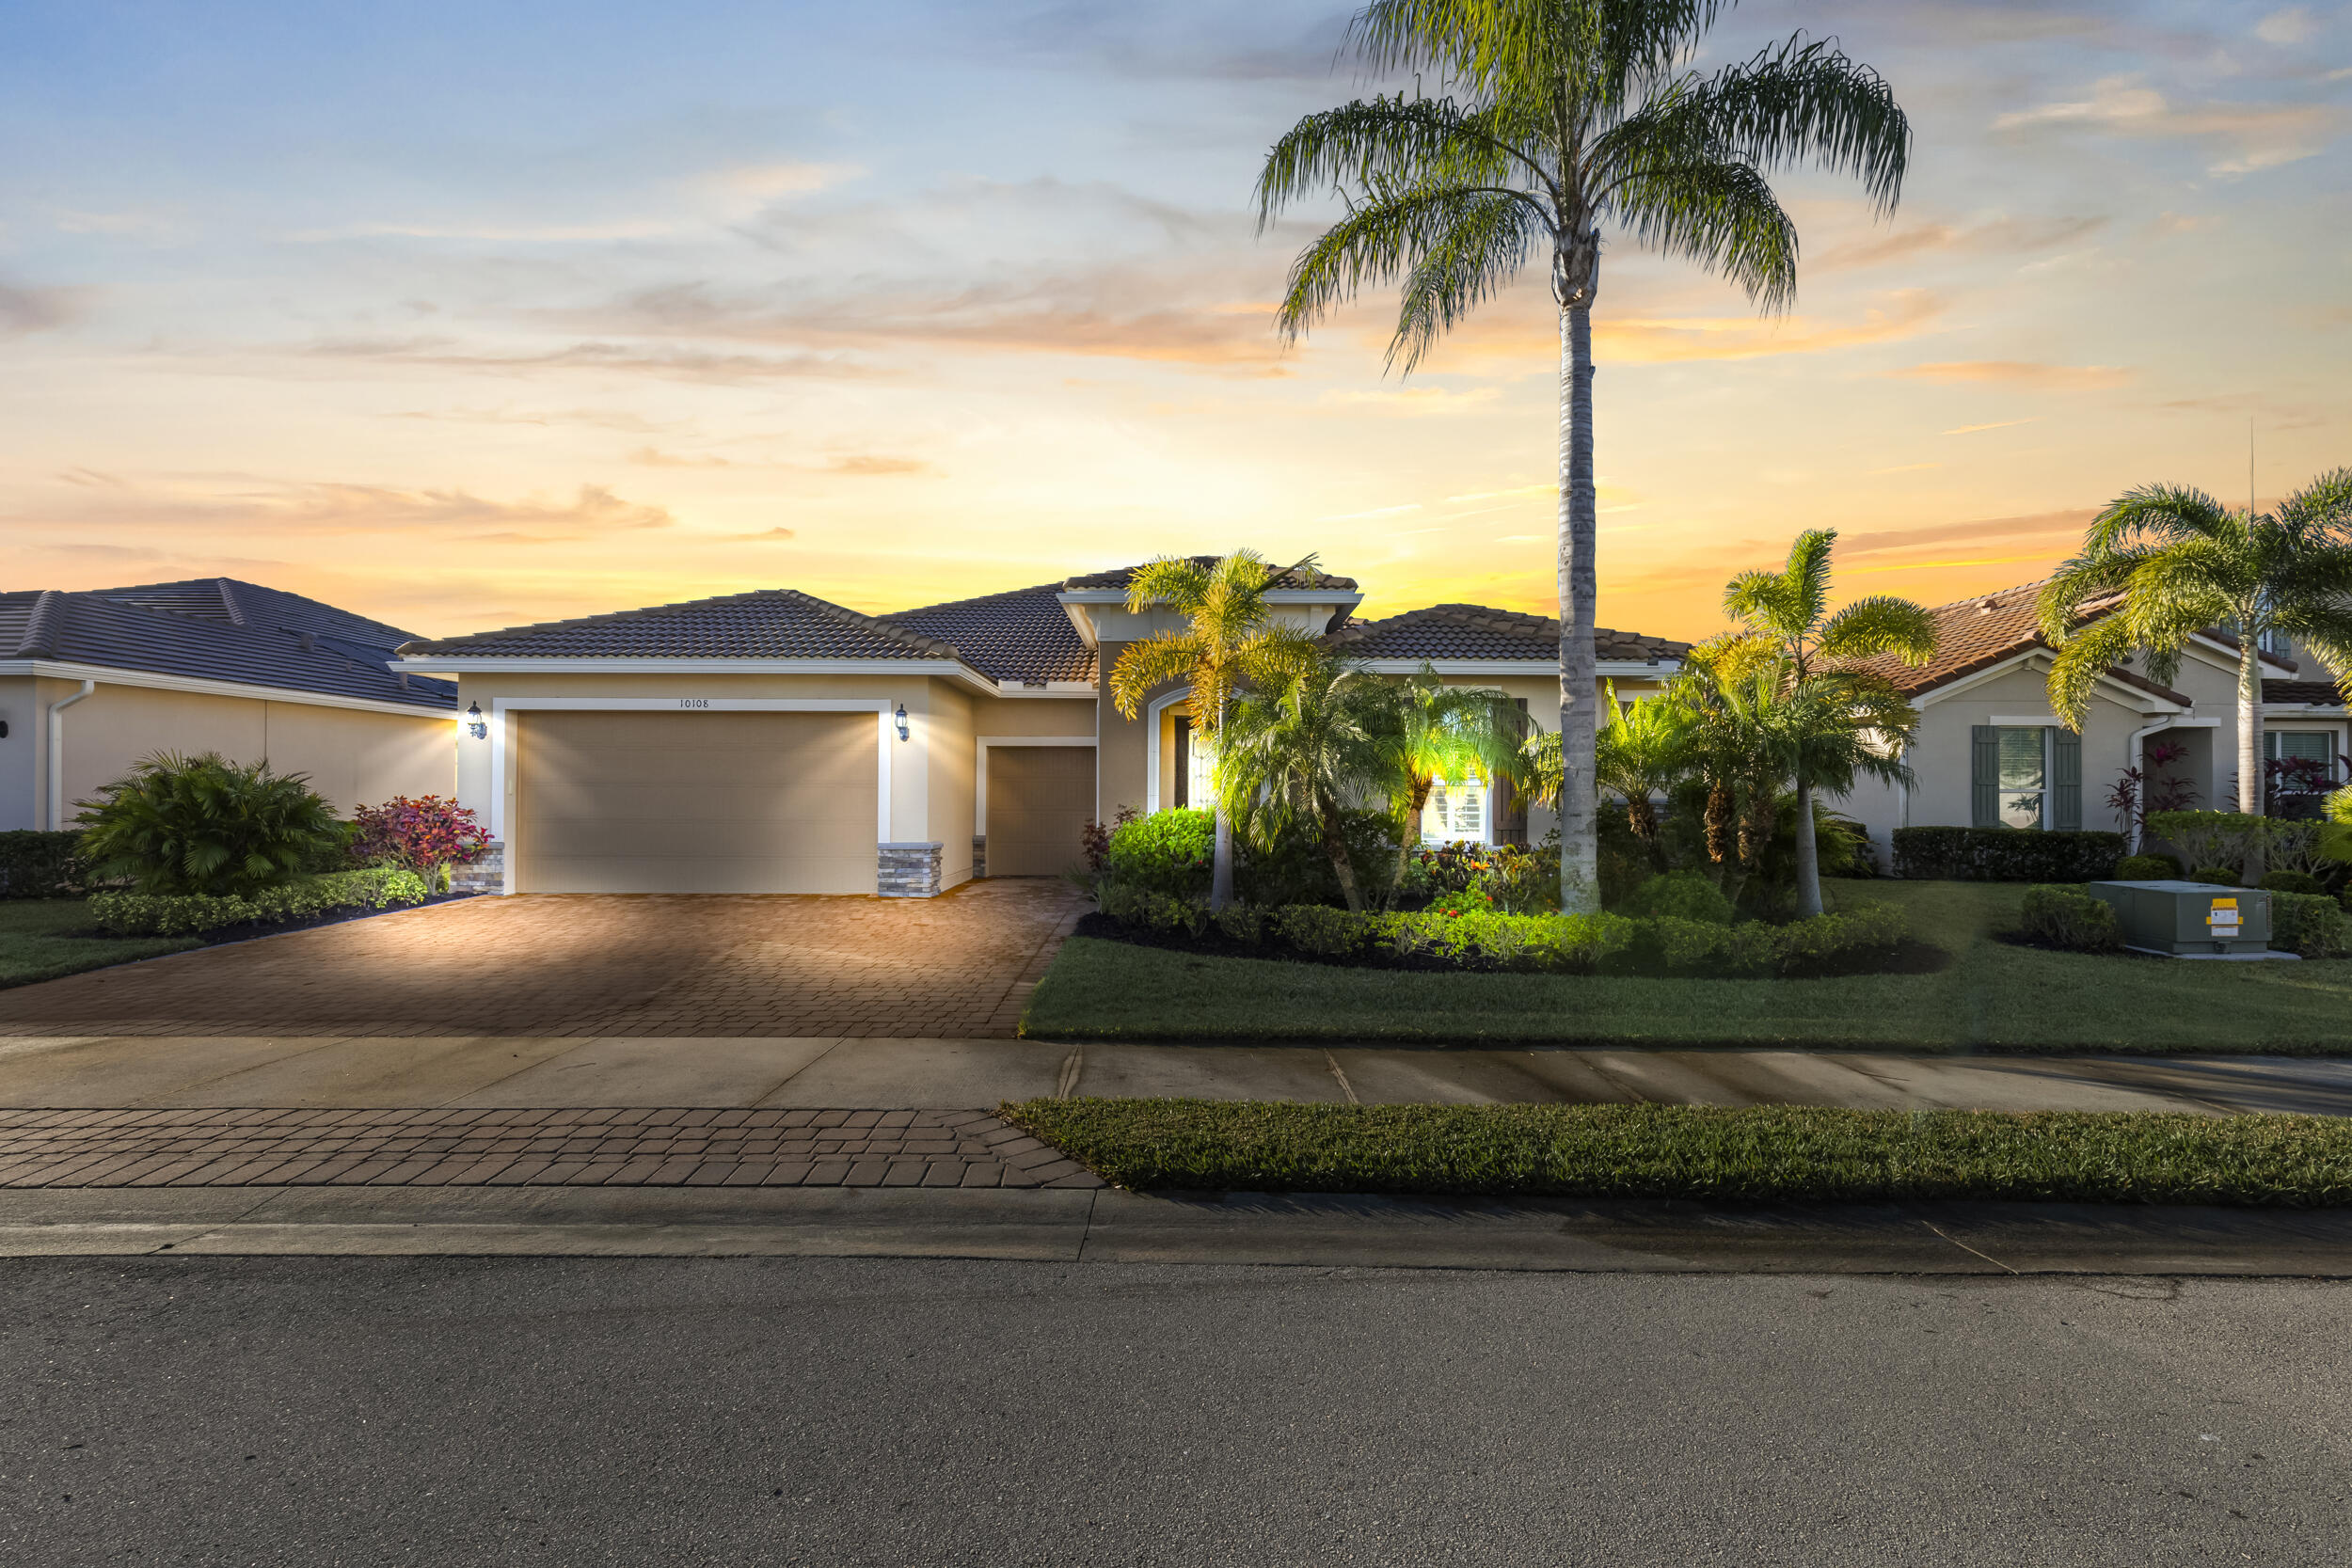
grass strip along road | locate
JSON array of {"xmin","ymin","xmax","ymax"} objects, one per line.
[
  {"xmin": 1022, "ymin": 880, "xmax": 2352, "ymax": 1052},
  {"xmin": 1003, "ymin": 1099, "xmax": 2352, "ymax": 1207}
]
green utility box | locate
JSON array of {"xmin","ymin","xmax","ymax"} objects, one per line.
[{"xmin": 2085, "ymin": 880, "xmax": 2271, "ymax": 956}]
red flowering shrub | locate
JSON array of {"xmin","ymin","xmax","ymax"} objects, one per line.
[{"xmin": 352, "ymin": 796, "xmax": 490, "ymax": 888}]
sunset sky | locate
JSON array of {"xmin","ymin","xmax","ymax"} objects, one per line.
[{"xmin": 3, "ymin": 1, "xmax": 2346, "ymax": 642}]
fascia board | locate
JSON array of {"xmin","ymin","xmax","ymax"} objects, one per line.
[
  {"xmin": 0, "ymin": 658, "xmax": 453, "ymax": 719},
  {"xmin": 389, "ymin": 656, "xmax": 998, "ymax": 695}
]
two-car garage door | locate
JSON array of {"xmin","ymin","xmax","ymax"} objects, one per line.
[{"xmin": 515, "ymin": 711, "xmax": 877, "ymax": 894}]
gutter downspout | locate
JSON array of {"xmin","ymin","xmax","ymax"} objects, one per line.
[{"xmin": 45, "ymin": 680, "xmax": 96, "ymax": 831}]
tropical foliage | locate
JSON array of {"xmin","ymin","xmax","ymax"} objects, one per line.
[
  {"xmin": 1107, "ymin": 550, "xmax": 1321, "ymax": 910},
  {"xmin": 2039, "ymin": 469, "xmax": 2352, "ymax": 847},
  {"xmin": 352, "ymin": 795, "xmax": 491, "ymax": 891},
  {"xmin": 1378, "ymin": 664, "xmax": 1527, "ymax": 893},
  {"xmin": 1255, "ymin": 0, "xmax": 1911, "ymax": 912},
  {"xmin": 1214, "ymin": 654, "xmax": 1399, "ymax": 911},
  {"xmin": 75, "ymin": 752, "xmax": 342, "ymax": 897}
]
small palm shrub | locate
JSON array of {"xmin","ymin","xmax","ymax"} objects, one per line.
[
  {"xmin": 1621, "ymin": 870, "xmax": 1734, "ymax": 925},
  {"xmin": 2112, "ymin": 853, "xmax": 2181, "ymax": 880},
  {"xmin": 76, "ymin": 752, "xmax": 340, "ymax": 896}
]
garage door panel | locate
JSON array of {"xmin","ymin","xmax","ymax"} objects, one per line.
[
  {"xmin": 518, "ymin": 711, "xmax": 878, "ymax": 894},
  {"xmin": 987, "ymin": 746, "xmax": 1096, "ymax": 878}
]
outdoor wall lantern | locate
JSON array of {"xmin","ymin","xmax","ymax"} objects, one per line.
[
  {"xmin": 464, "ymin": 702, "xmax": 487, "ymax": 740},
  {"xmin": 894, "ymin": 703, "xmax": 910, "ymax": 742}
]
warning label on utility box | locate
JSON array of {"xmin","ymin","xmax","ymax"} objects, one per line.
[{"xmin": 2209, "ymin": 898, "xmax": 2241, "ymax": 929}]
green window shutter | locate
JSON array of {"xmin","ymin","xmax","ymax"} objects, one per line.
[
  {"xmin": 1971, "ymin": 726, "xmax": 1999, "ymax": 828},
  {"xmin": 2051, "ymin": 727, "xmax": 2082, "ymax": 832},
  {"xmin": 1172, "ymin": 718, "xmax": 1190, "ymax": 809}
]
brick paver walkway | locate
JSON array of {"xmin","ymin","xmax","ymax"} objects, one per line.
[
  {"xmin": 0, "ymin": 879, "xmax": 1088, "ymax": 1038},
  {"xmin": 0, "ymin": 1107, "xmax": 1103, "ymax": 1190}
]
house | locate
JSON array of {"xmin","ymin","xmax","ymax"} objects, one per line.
[
  {"xmin": 1840, "ymin": 580, "xmax": 2344, "ymax": 859},
  {"xmin": 392, "ymin": 562, "xmax": 1690, "ymax": 895},
  {"xmin": 0, "ymin": 578, "xmax": 460, "ymax": 832}
]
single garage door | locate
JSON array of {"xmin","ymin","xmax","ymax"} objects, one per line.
[
  {"xmin": 516, "ymin": 710, "xmax": 877, "ymax": 893},
  {"xmin": 985, "ymin": 746, "xmax": 1095, "ymax": 877}
]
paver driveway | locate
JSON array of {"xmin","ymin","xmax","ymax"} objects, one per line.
[{"xmin": 0, "ymin": 880, "xmax": 1087, "ymax": 1039}]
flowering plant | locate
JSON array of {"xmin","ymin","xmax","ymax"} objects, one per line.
[{"xmin": 351, "ymin": 795, "xmax": 490, "ymax": 891}]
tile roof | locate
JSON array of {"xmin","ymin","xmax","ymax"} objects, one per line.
[
  {"xmin": 879, "ymin": 582, "xmax": 1096, "ymax": 685},
  {"xmin": 1, "ymin": 578, "xmax": 453, "ymax": 710},
  {"xmin": 1845, "ymin": 581, "xmax": 2198, "ymax": 705},
  {"xmin": 397, "ymin": 588, "xmax": 970, "ymax": 664},
  {"xmin": 1062, "ymin": 558, "xmax": 1359, "ymax": 593},
  {"xmin": 1325, "ymin": 603, "xmax": 1690, "ymax": 664},
  {"xmin": 2265, "ymin": 679, "xmax": 2346, "ymax": 708}
]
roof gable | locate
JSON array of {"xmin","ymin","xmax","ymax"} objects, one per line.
[
  {"xmin": 879, "ymin": 582, "xmax": 1095, "ymax": 685},
  {"xmin": 1326, "ymin": 603, "xmax": 1689, "ymax": 664},
  {"xmin": 396, "ymin": 588, "xmax": 970, "ymax": 665},
  {"xmin": 1062, "ymin": 558, "xmax": 1359, "ymax": 593}
]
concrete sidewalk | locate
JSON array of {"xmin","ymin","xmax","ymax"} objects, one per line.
[
  {"xmin": 6, "ymin": 1183, "xmax": 2352, "ymax": 1274},
  {"xmin": 3, "ymin": 1032, "xmax": 2350, "ymax": 1116}
]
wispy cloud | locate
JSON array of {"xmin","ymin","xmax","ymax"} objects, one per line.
[
  {"xmin": 1944, "ymin": 419, "xmax": 2039, "ymax": 436},
  {"xmin": 304, "ymin": 335, "xmax": 873, "ymax": 384},
  {"xmin": 1994, "ymin": 75, "xmax": 2337, "ymax": 176},
  {"xmin": 1894, "ymin": 361, "xmax": 2135, "ymax": 390}
]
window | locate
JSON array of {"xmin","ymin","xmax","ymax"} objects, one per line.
[
  {"xmin": 1421, "ymin": 777, "xmax": 1488, "ymax": 844},
  {"xmin": 2266, "ymin": 730, "xmax": 2335, "ymax": 767},
  {"xmin": 1996, "ymin": 727, "xmax": 2047, "ymax": 830}
]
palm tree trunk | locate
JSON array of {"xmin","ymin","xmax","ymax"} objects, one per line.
[
  {"xmin": 1210, "ymin": 806, "xmax": 1235, "ymax": 911},
  {"xmin": 1555, "ymin": 295, "xmax": 1599, "ymax": 915},
  {"xmin": 2239, "ymin": 641, "xmax": 2266, "ymax": 883},
  {"xmin": 1792, "ymin": 780, "xmax": 1823, "ymax": 918},
  {"xmin": 1392, "ymin": 776, "xmax": 1432, "ymax": 897},
  {"xmin": 1321, "ymin": 791, "xmax": 1363, "ymax": 913}
]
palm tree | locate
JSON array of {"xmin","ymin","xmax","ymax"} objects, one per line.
[
  {"xmin": 1723, "ymin": 528, "xmax": 1935, "ymax": 916},
  {"xmin": 1382, "ymin": 663, "xmax": 1527, "ymax": 891},
  {"xmin": 2040, "ymin": 472, "xmax": 2352, "ymax": 856},
  {"xmin": 1107, "ymin": 550, "xmax": 1321, "ymax": 911},
  {"xmin": 1215, "ymin": 653, "xmax": 1400, "ymax": 912},
  {"xmin": 1521, "ymin": 680, "xmax": 1695, "ymax": 866},
  {"xmin": 1254, "ymin": 0, "xmax": 1911, "ymax": 913}
]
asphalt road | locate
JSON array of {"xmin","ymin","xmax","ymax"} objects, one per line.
[{"xmin": 5, "ymin": 1257, "xmax": 2348, "ymax": 1566}]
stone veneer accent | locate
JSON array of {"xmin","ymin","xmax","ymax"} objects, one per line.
[
  {"xmin": 878, "ymin": 841, "xmax": 946, "ymax": 898},
  {"xmin": 451, "ymin": 841, "xmax": 506, "ymax": 895},
  {"xmin": 971, "ymin": 834, "xmax": 988, "ymax": 879}
]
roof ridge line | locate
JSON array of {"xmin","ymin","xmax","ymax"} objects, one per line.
[
  {"xmin": 15, "ymin": 590, "xmax": 65, "ymax": 657},
  {"xmin": 782, "ymin": 588, "xmax": 962, "ymax": 658}
]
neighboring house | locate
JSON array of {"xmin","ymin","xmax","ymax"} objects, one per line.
[
  {"xmin": 1841, "ymin": 580, "xmax": 2340, "ymax": 859},
  {"xmin": 0, "ymin": 578, "xmax": 459, "ymax": 832},
  {"xmin": 393, "ymin": 561, "xmax": 1690, "ymax": 896}
]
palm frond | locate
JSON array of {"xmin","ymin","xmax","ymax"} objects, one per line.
[
  {"xmin": 1105, "ymin": 632, "xmax": 1205, "ymax": 721},
  {"xmin": 1254, "ymin": 95, "xmax": 1527, "ymax": 227},
  {"xmin": 1389, "ymin": 189, "xmax": 1545, "ymax": 370},
  {"xmin": 2276, "ymin": 467, "xmax": 2352, "ymax": 539},
  {"xmin": 2043, "ymin": 615, "xmax": 2136, "ymax": 731},
  {"xmin": 1606, "ymin": 155, "xmax": 1798, "ymax": 310},
  {"xmin": 1817, "ymin": 594, "xmax": 1937, "ymax": 664},
  {"xmin": 1123, "ymin": 555, "xmax": 1217, "ymax": 617},
  {"xmin": 1275, "ymin": 181, "xmax": 1549, "ymax": 346},
  {"xmin": 1672, "ymin": 36, "xmax": 1912, "ymax": 214},
  {"xmin": 1352, "ymin": 0, "xmax": 1728, "ymax": 119},
  {"xmin": 2085, "ymin": 483, "xmax": 2238, "ymax": 554}
]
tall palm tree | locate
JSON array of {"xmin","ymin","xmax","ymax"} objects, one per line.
[
  {"xmin": 1382, "ymin": 663, "xmax": 1527, "ymax": 891},
  {"xmin": 1215, "ymin": 653, "xmax": 1400, "ymax": 912},
  {"xmin": 1107, "ymin": 550, "xmax": 1320, "ymax": 911},
  {"xmin": 1723, "ymin": 528, "xmax": 1934, "ymax": 916},
  {"xmin": 2041, "ymin": 472, "xmax": 2352, "ymax": 849},
  {"xmin": 1254, "ymin": 0, "xmax": 1911, "ymax": 913}
]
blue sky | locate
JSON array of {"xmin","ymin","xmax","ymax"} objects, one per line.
[{"xmin": 3, "ymin": 1, "xmax": 2345, "ymax": 637}]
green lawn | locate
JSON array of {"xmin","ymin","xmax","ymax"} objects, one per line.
[
  {"xmin": 1021, "ymin": 880, "xmax": 2352, "ymax": 1053},
  {"xmin": 0, "ymin": 900, "xmax": 200, "ymax": 988},
  {"xmin": 1005, "ymin": 1098, "xmax": 2352, "ymax": 1206}
]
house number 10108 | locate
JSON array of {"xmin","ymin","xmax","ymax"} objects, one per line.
[{"xmin": 676, "ymin": 698, "xmax": 710, "ymax": 709}]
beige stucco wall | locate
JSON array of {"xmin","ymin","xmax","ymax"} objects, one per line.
[
  {"xmin": 448, "ymin": 671, "xmax": 981, "ymax": 855},
  {"xmin": 15, "ymin": 674, "xmax": 452, "ymax": 831}
]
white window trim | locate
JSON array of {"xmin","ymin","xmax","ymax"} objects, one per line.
[
  {"xmin": 1143, "ymin": 689, "xmax": 1191, "ymax": 813},
  {"xmin": 1991, "ymin": 724, "xmax": 2053, "ymax": 832},
  {"xmin": 975, "ymin": 735, "xmax": 1098, "ymax": 824},
  {"xmin": 1420, "ymin": 775, "xmax": 1493, "ymax": 846},
  {"xmin": 485, "ymin": 696, "xmax": 900, "ymax": 894}
]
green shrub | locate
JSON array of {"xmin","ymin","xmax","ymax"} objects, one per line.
[
  {"xmin": 75, "ymin": 752, "xmax": 342, "ymax": 896},
  {"xmin": 2145, "ymin": 811, "xmax": 2264, "ymax": 879},
  {"xmin": 0, "ymin": 831, "xmax": 87, "ymax": 898},
  {"xmin": 1635, "ymin": 915, "xmax": 1731, "ymax": 974},
  {"xmin": 1211, "ymin": 903, "xmax": 1265, "ymax": 944},
  {"xmin": 2112, "ymin": 853, "xmax": 2182, "ymax": 880},
  {"xmin": 1268, "ymin": 903, "xmax": 1375, "ymax": 957},
  {"xmin": 1621, "ymin": 870, "xmax": 1733, "ymax": 925},
  {"xmin": 2270, "ymin": 892, "xmax": 2350, "ymax": 959},
  {"xmin": 87, "ymin": 867, "xmax": 429, "ymax": 937},
  {"xmin": 2260, "ymin": 869, "xmax": 2326, "ymax": 896},
  {"xmin": 1425, "ymin": 889, "xmax": 1498, "ymax": 917},
  {"xmin": 2188, "ymin": 865, "xmax": 2241, "ymax": 887},
  {"xmin": 1891, "ymin": 827, "xmax": 2123, "ymax": 882},
  {"xmin": 1104, "ymin": 809, "xmax": 1216, "ymax": 898},
  {"xmin": 1237, "ymin": 809, "xmax": 1401, "ymax": 909},
  {"xmin": 2019, "ymin": 884, "xmax": 2122, "ymax": 953},
  {"xmin": 1096, "ymin": 880, "xmax": 1208, "ymax": 937}
]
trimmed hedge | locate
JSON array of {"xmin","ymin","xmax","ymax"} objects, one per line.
[
  {"xmin": 1892, "ymin": 827, "xmax": 2123, "ymax": 882},
  {"xmin": 2020, "ymin": 884, "xmax": 2122, "ymax": 953},
  {"xmin": 0, "ymin": 831, "xmax": 87, "ymax": 899},
  {"xmin": 2260, "ymin": 870, "xmax": 2327, "ymax": 896},
  {"xmin": 1103, "ymin": 809, "xmax": 1216, "ymax": 898},
  {"xmin": 2112, "ymin": 853, "xmax": 2181, "ymax": 880},
  {"xmin": 1096, "ymin": 880, "xmax": 1910, "ymax": 978},
  {"xmin": 2189, "ymin": 865, "xmax": 2241, "ymax": 887},
  {"xmin": 2272, "ymin": 892, "xmax": 2351, "ymax": 960},
  {"xmin": 88, "ymin": 867, "xmax": 430, "ymax": 937}
]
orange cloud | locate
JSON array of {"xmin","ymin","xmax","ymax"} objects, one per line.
[{"xmin": 1893, "ymin": 360, "xmax": 2135, "ymax": 389}]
